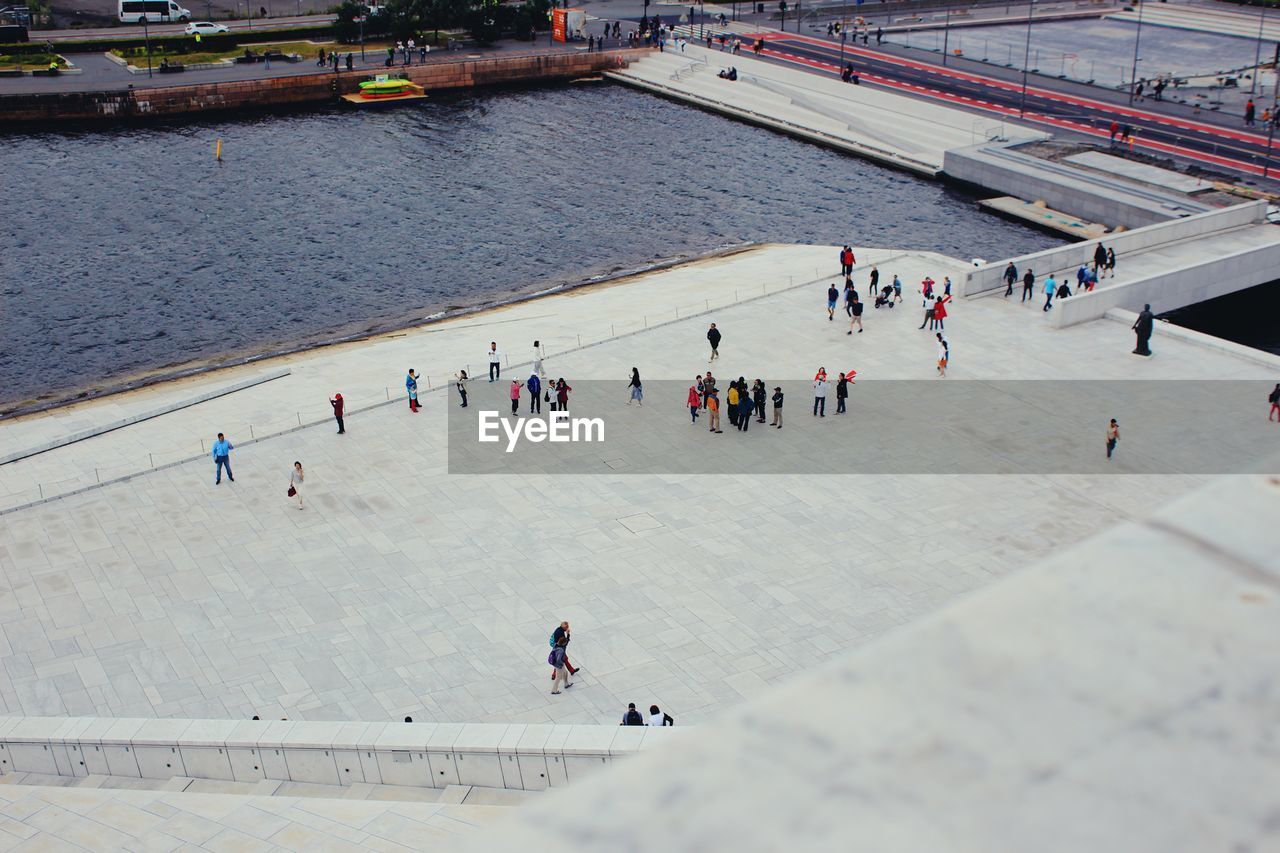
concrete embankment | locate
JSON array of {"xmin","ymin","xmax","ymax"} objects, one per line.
[{"xmin": 0, "ymin": 48, "xmax": 650, "ymax": 122}]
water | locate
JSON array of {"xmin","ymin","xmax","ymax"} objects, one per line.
[
  {"xmin": 1162, "ymin": 280, "xmax": 1280, "ymax": 355},
  {"xmin": 0, "ymin": 83, "xmax": 1064, "ymax": 415}
]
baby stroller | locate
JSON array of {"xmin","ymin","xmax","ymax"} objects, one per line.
[{"xmin": 874, "ymin": 285, "xmax": 894, "ymax": 308}]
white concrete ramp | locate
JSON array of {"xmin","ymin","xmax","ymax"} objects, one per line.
[{"xmin": 608, "ymin": 44, "xmax": 1047, "ymax": 175}]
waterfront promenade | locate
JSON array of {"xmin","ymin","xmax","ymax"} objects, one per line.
[{"xmin": 0, "ymin": 243, "xmax": 1275, "ymax": 727}]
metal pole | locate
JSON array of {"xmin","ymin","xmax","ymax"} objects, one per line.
[
  {"xmin": 839, "ymin": 29, "xmax": 845, "ymax": 68},
  {"xmin": 1251, "ymin": 0, "xmax": 1267, "ymax": 96},
  {"xmin": 941, "ymin": 2, "xmax": 951, "ymax": 65},
  {"xmin": 1127, "ymin": 0, "xmax": 1143, "ymax": 105},
  {"xmin": 1266, "ymin": 60, "xmax": 1280, "ymax": 177},
  {"xmin": 1019, "ymin": 0, "xmax": 1033, "ymax": 117},
  {"xmin": 143, "ymin": 16, "xmax": 152, "ymax": 77}
]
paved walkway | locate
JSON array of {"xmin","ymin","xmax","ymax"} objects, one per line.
[{"xmin": 0, "ymin": 244, "xmax": 1272, "ymax": 727}]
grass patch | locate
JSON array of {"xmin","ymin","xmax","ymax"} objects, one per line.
[
  {"xmin": 0, "ymin": 52, "xmax": 65, "ymax": 70},
  {"xmin": 110, "ymin": 40, "xmax": 395, "ymax": 67}
]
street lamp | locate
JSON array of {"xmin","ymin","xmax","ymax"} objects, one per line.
[
  {"xmin": 1018, "ymin": 0, "xmax": 1032, "ymax": 117},
  {"xmin": 141, "ymin": 14, "xmax": 153, "ymax": 78},
  {"xmin": 1250, "ymin": 0, "xmax": 1268, "ymax": 96},
  {"xmin": 1127, "ymin": 0, "xmax": 1144, "ymax": 105},
  {"xmin": 941, "ymin": 2, "xmax": 952, "ymax": 65}
]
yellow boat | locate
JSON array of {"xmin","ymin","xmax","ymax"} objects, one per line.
[{"xmin": 341, "ymin": 75, "xmax": 427, "ymax": 106}]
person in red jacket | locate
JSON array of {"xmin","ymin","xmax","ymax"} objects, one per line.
[
  {"xmin": 932, "ymin": 293, "xmax": 951, "ymax": 331},
  {"xmin": 839, "ymin": 245, "xmax": 855, "ymax": 276},
  {"xmin": 329, "ymin": 393, "xmax": 345, "ymax": 434},
  {"xmin": 687, "ymin": 382, "xmax": 701, "ymax": 423}
]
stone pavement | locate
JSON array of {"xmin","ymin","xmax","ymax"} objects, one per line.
[{"xmin": 0, "ymin": 244, "xmax": 1273, "ymax": 728}]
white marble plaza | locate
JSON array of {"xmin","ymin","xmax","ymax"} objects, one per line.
[{"xmin": 0, "ymin": 243, "xmax": 1275, "ymax": 733}]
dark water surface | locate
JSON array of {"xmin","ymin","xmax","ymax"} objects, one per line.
[{"xmin": 1, "ymin": 83, "xmax": 1064, "ymax": 414}]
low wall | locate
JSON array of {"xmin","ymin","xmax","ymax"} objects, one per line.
[
  {"xmin": 961, "ymin": 200, "xmax": 1268, "ymax": 297},
  {"xmin": 0, "ymin": 49, "xmax": 649, "ymax": 122},
  {"xmin": 944, "ymin": 140, "xmax": 1212, "ymax": 231},
  {"xmin": 1049, "ymin": 240, "xmax": 1280, "ymax": 327},
  {"xmin": 0, "ymin": 717, "xmax": 675, "ymax": 792}
]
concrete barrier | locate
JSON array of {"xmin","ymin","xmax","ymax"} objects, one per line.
[
  {"xmin": 0, "ymin": 717, "xmax": 677, "ymax": 792},
  {"xmin": 961, "ymin": 200, "xmax": 1268, "ymax": 297}
]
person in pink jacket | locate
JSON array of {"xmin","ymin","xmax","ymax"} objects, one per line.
[
  {"xmin": 687, "ymin": 383, "xmax": 701, "ymax": 423},
  {"xmin": 509, "ymin": 380, "xmax": 521, "ymax": 415}
]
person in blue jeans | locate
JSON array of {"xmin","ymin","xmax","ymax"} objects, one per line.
[{"xmin": 211, "ymin": 433, "xmax": 234, "ymax": 484}]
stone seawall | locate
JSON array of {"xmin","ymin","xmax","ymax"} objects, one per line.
[{"xmin": 0, "ymin": 49, "xmax": 650, "ymax": 123}]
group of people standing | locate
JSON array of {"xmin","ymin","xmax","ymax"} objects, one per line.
[{"xmin": 689, "ymin": 373, "xmax": 783, "ymax": 431}]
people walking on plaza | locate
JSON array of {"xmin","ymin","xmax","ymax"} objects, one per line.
[
  {"xmin": 487, "ymin": 342, "xmax": 502, "ymax": 381},
  {"xmin": 1132, "ymin": 303, "xmax": 1155, "ymax": 356},
  {"xmin": 555, "ymin": 378, "xmax": 572, "ymax": 410},
  {"xmin": 1269, "ymin": 384, "xmax": 1280, "ymax": 421},
  {"xmin": 533, "ymin": 340, "xmax": 546, "ymax": 379},
  {"xmin": 943, "ymin": 276, "xmax": 952, "ymax": 297},
  {"xmin": 212, "ymin": 433, "xmax": 234, "ymax": 484},
  {"xmin": 835, "ymin": 372, "xmax": 849, "ymax": 414},
  {"xmin": 840, "ymin": 245, "xmax": 854, "ymax": 276},
  {"xmin": 1022, "ymin": 268, "xmax": 1035, "ymax": 303},
  {"xmin": 621, "ymin": 702, "xmax": 645, "ymax": 725},
  {"xmin": 919, "ymin": 295, "xmax": 936, "ymax": 329},
  {"xmin": 827, "ymin": 283, "xmax": 839, "ymax": 320},
  {"xmin": 932, "ymin": 293, "xmax": 950, "ymax": 330},
  {"xmin": 771, "ymin": 386, "xmax": 784, "ymax": 428},
  {"xmin": 936, "ymin": 334, "xmax": 949, "ymax": 377},
  {"xmin": 406, "ymin": 369, "xmax": 421, "ymax": 412},
  {"xmin": 528, "ymin": 372, "xmax": 542, "ymax": 414},
  {"xmin": 707, "ymin": 323, "xmax": 721, "ymax": 361},
  {"xmin": 648, "ymin": 705, "xmax": 675, "ymax": 726},
  {"xmin": 688, "ymin": 382, "xmax": 701, "ymax": 423},
  {"xmin": 1003, "ymin": 262, "xmax": 1018, "ymax": 297},
  {"xmin": 847, "ymin": 293, "xmax": 864, "ymax": 333},
  {"xmin": 1108, "ymin": 120, "xmax": 1118, "ymax": 146},
  {"xmin": 318, "ymin": 47, "xmax": 326, "ymax": 66},
  {"xmin": 628, "ymin": 367, "xmax": 643, "ymax": 406},
  {"xmin": 551, "ymin": 621, "xmax": 579, "ymax": 675},
  {"xmin": 329, "ymin": 393, "xmax": 345, "ymax": 434},
  {"xmin": 813, "ymin": 376, "xmax": 828, "ymax": 417},
  {"xmin": 1077, "ymin": 264, "xmax": 1088, "ymax": 291},
  {"xmin": 1056, "ymin": 279, "xmax": 1072, "ymax": 301},
  {"xmin": 509, "ymin": 380, "xmax": 521, "ymax": 414},
  {"xmin": 1245, "ymin": 98, "xmax": 1256, "ymax": 127},
  {"xmin": 752, "ymin": 379, "xmax": 767, "ymax": 423},
  {"xmin": 707, "ymin": 389, "xmax": 722, "ymax": 432},
  {"xmin": 1084, "ymin": 265, "xmax": 1098, "ymax": 292},
  {"xmin": 455, "ymin": 370, "xmax": 468, "ymax": 408},
  {"xmin": 869, "ymin": 266, "xmax": 879, "ymax": 297},
  {"xmin": 1043, "ymin": 275, "xmax": 1057, "ymax": 311},
  {"xmin": 550, "ymin": 638, "xmax": 573, "ymax": 694},
  {"xmin": 1106, "ymin": 418, "xmax": 1120, "ymax": 459},
  {"xmin": 288, "ymin": 461, "xmax": 304, "ymax": 509},
  {"xmin": 892, "ymin": 274, "xmax": 903, "ymax": 303},
  {"xmin": 1105, "ymin": 247, "xmax": 1116, "ymax": 278},
  {"xmin": 843, "ymin": 279, "xmax": 856, "ymax": 317},
  {"xmin": 1093, "ymin": 242, "xmax": 1107, "ymax": 275}
]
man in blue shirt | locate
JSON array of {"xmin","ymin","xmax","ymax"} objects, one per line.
[
  {"xmin": 527, "ymin": 372, "xmax": 542, "ymax": 414},
  {"xmin": 211, "ymin": 433, "xmax": 234, "ymax": 484}
]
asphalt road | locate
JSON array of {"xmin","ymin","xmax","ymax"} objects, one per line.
[
  {"xmin": 753, "ymin": 31, "xmax": 1280, "ymax": 179},
  {"xmin": 31, "ymin": 12, "xmax": 334, "ymax": 41}
]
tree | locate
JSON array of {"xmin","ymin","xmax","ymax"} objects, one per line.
[{"xmin": 466, "ymin": 0, "xmax": 504, "ymax": 45}]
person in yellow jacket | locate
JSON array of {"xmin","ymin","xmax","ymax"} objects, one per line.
[{"xmin": 726, "ymin": 382, "xmax": 740, "ymax": 429}]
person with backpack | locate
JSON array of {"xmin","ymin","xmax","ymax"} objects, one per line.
[
  {"xmin": 648, "ymin": 705, "xmax": 675, "ymax": 726},
  {"xmin": 550, "ymin": 638, "xmax": 573, "ymax": 695},
  {"xmin": 621, "ymin": 703, "xmax": 645, "ymax": 725},
  {"xmin": 1269, "ymin": 383, "xmax": 1280, "ymax": 421},
  {"xmin": 549, "ymin": 621, "xmax": 580, "ymax": 677}
]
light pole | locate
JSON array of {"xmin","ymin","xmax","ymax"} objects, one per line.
[
  {"xmin": 1127, "ymin": 0, "xmax": 1144, "ymax": 105},
  {"xmin": 1250, "ymin": 0, "xmax": 1268, "ymax": 96},
  {"xmin": 141, "ymin": 14, "xmax": 153, "ymax": 78},
  {"xmin": 839, "ymin": 28, "xmax": 846, "ymax": 68},
  {"xmin": 941, "ymin": 1, "xmax": 951, "ymax": 65},
  {"xmin": 1018, "ymin": 0, "xmax": 1033, "ymax": 117},
  {"xmin": 1266, "ymin": 45, "xmax": 1279, "ymax": 177}
]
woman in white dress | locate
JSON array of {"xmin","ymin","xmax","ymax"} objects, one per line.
[{"xmin": 290, "ymin": 461, "xmax": 305, "ymax": 509}]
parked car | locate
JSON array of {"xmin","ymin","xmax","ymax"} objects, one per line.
[{"xmin": 184, "ymin": 20, "xmax": 229, "ymax": 34}]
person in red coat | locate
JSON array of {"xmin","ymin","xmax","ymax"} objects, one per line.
[
  {"xmin": 932, "ymin": 294, "xmax": 951, "ymax": 331},
  {"xmin": 329, "ymin": 393, "xmax": 345, "ymax": 434}
]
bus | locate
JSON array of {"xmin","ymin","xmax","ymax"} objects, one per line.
[{"xmin": 118, "ymin": 0, "xmax": 191, "ymax": 23}]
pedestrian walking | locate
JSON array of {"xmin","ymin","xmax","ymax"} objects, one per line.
[
  {"xmin": 707, "ymin": 323, "xmax": 721, "ymax": 361},
  {"xmin": 528, "ymin": 372, "xmax": 542, "ymax": 414},
  {"xmin": 346, "ymin": 52, "xmax": 352, "ymax": 71},
  {"xmin": 1093, "ymin": 242, "xmax": 1107, "ymax": 276},
  {"xmin": 840, "ymin": 245, "xmax": 855, "ymax": 276},
  {"xmin": 771, "ymin": 386, "xmax": 784, "ymax": 428},
  {"xmin": 875, "ymin": 26, "xmax": 882, "ymax": 44},
  {"xmin": 621, "ymin": 703, "xmax": 645, "ymax": 725},
  {"xmin": 406, "ymin": 369, "xmax": 421, "ymax": 412},
  {"xmin": 1076, "ymin": 265, "xmax": 1088, "ymax": 291},
  {"xmin": 1106, "ymin": 418, "xmax": 1120, "ymax": 459},
  {"xmin": 843, "ymin": 279, "xmax": 856, "ymax": 317},
  {"xmin": 455, "ymin": 370, "xmax": 468, "ymax": 408},
  {"xmin": 932, "ymin": 293, "xmax": 950, "ymax": 331},
  {"xmin": 688, "ymin": 381, "xmax": 701, "ymax": 423},
  {"xmin": 1003, "ymin": 262, "xmax": 1018, "ymax": 297},
  {"xmin": 847, "ymin": 293, "xmax": 863, "ymax": 333},
  {"xmin": 1043, "ymin": 275, "xmax": 1056, "ymax": 312},
  {"xmin": 487, "ymin": 342, "xmax": 502, "ymax": 381},
  {"xmin": 936, "ymin": 333, "xmax": 949, "ymax": 377},
  {"xmin": 509, "ymin": 380, "xmax": 521, "ymax": 415},
  {"xmin": 827, "ymin": 282, "xmax": 839, "ymax": 321},
  {"xmin": 892, "ymin": 274, "xmax": 903, "ymax": 303},
  {"xmin": 919, "ymin": 295, "xmax": 936, "ymax": 329},
  {"xmin": 212, "ymin": 432, "xmax": 234, "ymax": 484},
  {"xmin": 628, "ymin": 367, "xmax": 643, "ymax": 406},
  {"xmin": 1105, "ymin": 247, "xmax": 1116, "ymax": 278},
  {"xmin": 1268, "ymin": 383, "xmax": 1280, "ymax": 421},
  {"xmin": 1132, "ymin": 303, "xmax": 1154, "ymax": 356},
  {"xmin": 317, "ymin": 47, "xmax": 326, "ymax": 66},
  {"xmin": 550, "ymin": 638, "xmax": 573, "ymax": 694},
  {"xmin": 752, "ymin": 379, "xmax": 767, "ymax": 423},
  {"xmin": 869, "ymin": 265, "xmax": 879, "ymax": 297},
  {"xmin": 1245, "ymin": 98, "xmax": 1256, "ymax": 127},
  {"xmin": 813, "ymin": 377, "xmax": 828, "ymax": 417},
  {"xmin": 329, "ymin": 393, "xmax": 345, "ymax": 434},
  {"xmin": 1056, "ymin": 279, "xmax": 1072, "ymax": 301},
  {"xmin": 288, "ymin": 461, "xmax": 304, "ymax": 509},
  {"xmin": 1022, "ymin": 268, "xmax": 1035, "ymax": 303},
  {"xmin": 648, "ymin": 705, "xmax": 675, "ymax": 726},
  {"xmin": 550, "ymin": 621, "xmax": 579, "ymax": 676},
  {"xmin": 835, "ymin": 372, "xmax": 849, "ymax": 414},
  {"xmin": 1108, "ymin": 120, "xmax": 1118, "ymax": 146},
  {"xmin": 707, "ymin": 390, "xmax": 722, "ymax": 432},
  {"xmin": 532, "ymin": 340, "xmax": 546, "ymax": 379},
  {"xmin": 943, "ymin": 276, "xmax": 952, "ymax": 297},
  {"xmin": 1084, "ymin": 265, "xmax": 1098, "ymax": 292}
]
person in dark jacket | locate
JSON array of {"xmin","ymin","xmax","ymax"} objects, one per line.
[
  {"xmin": 527, "ymin": 373, "xmax": 542, "ymax": 414},
  {"xmin": 707, "ymin": 323, "xmax": 721, "ymax": 361},
  {"xmin": 1093, "ymin": 242, "xmax": 1107, "ymax": 276},
  {"xmin": 752, "ymin": 379, "xmax": 767, "ymax": 423},
  {"xmin": 835, "ymin": 374, "xmax": 849, "ymax": 414},
  {"xmin": 1132, "ymin": 303, "xmax": 1154, "ymax": 356},
  {"xmin": 1003, "ymin": 262, "xmax": 1018, "ymax": 297},
  {"xmin": 737, "ymin": 379, "xmax": 753, "ymax": 432},
  {"xmin": 1021, "ymin": 269, "xmax": 1035, "ymax": 303},
  {"xmin": 621, "ymin": 702, "xmax": 645, "ymax": 725},
  {"xmin": 329, "ymin": 393, "xmax": 345, "ymax": 434},
  {"xmin": 771, "ymin": 387, "xmax": 784, "ymax": 428}
]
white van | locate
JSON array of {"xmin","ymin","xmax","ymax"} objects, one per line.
[{"xmin": 118, "ymin": 0, "xmax": 191, "ymax": 23}]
